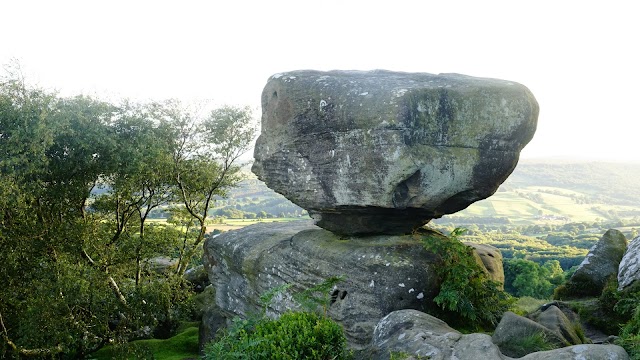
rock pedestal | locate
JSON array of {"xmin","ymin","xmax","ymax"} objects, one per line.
[
  {"xmin": 252, "ymin": 70, "xmax": 538, "ymax": 235},
  {"xmin": 203, "ymin": 220, "xmax": 504, "ymax": 352}
]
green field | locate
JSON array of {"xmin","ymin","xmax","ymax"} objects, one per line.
[{"xmin": 451, "ymin": 184, "xmax": 640, "ymax": 225}]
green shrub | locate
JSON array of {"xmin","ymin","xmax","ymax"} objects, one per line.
[
  {"xmin": 498, "ymin": 331, "xmax": 556, "ymax": 358},
  {"xmin": 204, "ymin": 311, "xmax": 352, "ymax": 360},
  {"xmin": 420, "ymin": 228, "xmax": 513, "ymax": 330},
  {"xmin": 89, "ymin": 325, "xmax": 199, "ymax": 360},
  {"xmin": 618, "ymin": 304, "xmax": 640, "ymax": 360}
]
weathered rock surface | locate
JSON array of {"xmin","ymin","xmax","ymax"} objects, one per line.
[
  {"xmin": 252, "ymin": 70, "xmax": 538, "ymax": 235},
  {"xmin": 197, "ymin": 286, "xmax": 225, "ymax": 352},
  {"xmin": 528, "ymin": 302, "xmax": 583, "ymax": 345},
  {"xmin": 618, "ymin": 235, "xmax": 640, "ymax": 291},
  {"xmin": 493, "ymin": 311, "xmax": 569, "ymax": 357},
  {"xmin": 184, "ymin": 264, "xmax": 210, "ymax": 292},
  {"xmin": 371, "ymin": 309, "xmax": 504, "ymax": 360},
  {"xmin": 371, "ymin": 309, "xmax": 628, "ymax": 360},
  {"xmin": 519, "ymin": 344, "xmax": 629, "ymax": 360},
  {"xmin": 465, "ymin": 242, "xmax": 505, "ymax": 288},
  {"xmin": 203, "ymin": 221, "xmax": 440, "ymax": 351},
  {"xmin": 201, "ymin": 221, "xmax": 503, "ymax": 352},
  {"xmin": 565, "ymin": 229, "xmax": 627, "ymax": 296}
]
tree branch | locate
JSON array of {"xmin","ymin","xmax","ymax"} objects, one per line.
[{"xmin": 1, "ymin": 310, "xmax": 63, "ymax": 357}]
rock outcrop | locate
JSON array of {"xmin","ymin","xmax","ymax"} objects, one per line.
[
  {"xmin": 528, "ymin": 304, "xmax": 583, "ymax": 346},
  {"xmin": 371, "ymin": 309, "xmax": 504, "ymax": 360},
  {"xmin": 564, "ymin": 229, "xmax": 627, "ymax": 296},
  {"xmin": 492, "ymin": 309, "xmax": 584, "ymax": 357},
  {"xmin": 203, "ymin": 220, "xmax": 504, "ymax": 352},
  {"xmin": 252, "ymin": 70, "xmax": 538, "ymax": 235},
  {"xmin": 465, "ymin": 242, "xmax": 505, "ymax": 288},
  {"xmin": 618, "ymin": 235, "xmax": 640, "ymax": 291},
  {"xmin": 372, "ymin": 309, "xmax": 628, "ymax": 360}
]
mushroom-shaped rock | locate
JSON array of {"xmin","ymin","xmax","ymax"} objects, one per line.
[{"xmin": 252, "ymin": 70, "xmax": 538, "ymax": 235}]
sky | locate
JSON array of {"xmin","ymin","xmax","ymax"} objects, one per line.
[{"xmin": 1, "ymin": 1, "xmax": 638, "ymax": 162}]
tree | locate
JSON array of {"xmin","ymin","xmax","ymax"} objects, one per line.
[
  {"xmin": 152, "ymin": 101, "xmax": 256, "ymax": 276},
  {"xmin": 504, "ymin": 259, "xmax": 564, "ymax": 299},
  {"xmin": 1, "ymin": 68, "xmax": 256, "ymax": 357}
]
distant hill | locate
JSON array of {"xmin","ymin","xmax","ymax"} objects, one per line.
[
  {"xmin": 225, "ymin": 160, "xmax": 640, "ymax": 225},
  {"xmin": 444, "ymin": 160, "xmax": 640, "ymax": 225}
]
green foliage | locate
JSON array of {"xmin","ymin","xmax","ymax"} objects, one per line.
[
  {"xmin": 259, "ymin": 283, "xmax": 293, "ymax": 313},
  {"xmin": 292, "ymin": 276, "xmax": 345, "ymax": 314},
  {"xmin": 204, "ymin": 311, "xmax": 352, "ymax": 360},
  {"xmin": 1, "ymin": 67, "xmax": 255, "ymax": 357},
  {"xmin": 498, "ymin": 331, "xmax": 556, "ymax": 358},
  {"xmin": 89, "ymin": 325, "xmax": 199, "ymax": 360},
  {"xmin": 618, "ymin": 303, "xmax": 640, "ymax": 360},
  {"xmin": 420, "ymin": 228, "xmax": 513, "ymax": 330},
  {"xmin": 205, "ymin": 278, "xmax": 351, "ymax": 360},
  {"xmin": 504, "ymin": 259, "xmax": 564, "ymax": 299}
]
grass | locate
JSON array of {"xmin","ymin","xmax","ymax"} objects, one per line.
[
  {"xmin": 88, "ymin": 325, "xmax": 199, "ymax": 360},
  {"xmin": 498, "ymin": 331, "xmax": 556, "ymax": 358},
  {"xmin": 458, "ymin": 186, "xmax": 640, "ymax": 225},
  {"xmin": 511, "ymin": 297, "xmax": 549, "ymax": 315}
]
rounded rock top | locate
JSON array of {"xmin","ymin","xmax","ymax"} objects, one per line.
[{"xmin": 252, "ymin": 70, "xmax": 538, "ymax": 235}]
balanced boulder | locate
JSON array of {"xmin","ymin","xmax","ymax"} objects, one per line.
[{"xmin": 252, "ymin": 70, "xmax": 538, "ymax": 235}]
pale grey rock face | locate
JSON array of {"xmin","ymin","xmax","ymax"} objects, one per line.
[
  {"xmin": 529, "ymin": 305, "xmax": 583, "ymax": 346},
  {"xmin": 465, "ymin": 242, "xmax": 505, "ymax": 288},
  {"xmin": 518, "ymin": 344, "xmax": 629, "ymax": 360},
  {"xmin": 371, "ymin": 309, "xmax": 505, "ymax": 360},
  {"xmin": 566, "ymin": 229, "xmax": 627, "ymax": 296},
  {"xmin": 252, "ymin": 70, "xmax": 538, "ymax": 235},
  {"xmin": 618, "ymin": 235, "xmax": 640, "ymax": 291},
  {"xmin": 202, "ymin": 221, "xmax": 441, "ymax": 351},
  {"xmin": 201, "ymin": 221, "xmax": 504, "ymax": 353},
  {"xmin": 492, "ymin": 311, "xmax": 568, "ymax": 357},
  {"xmin": 371, "ymin": 310, "xmax": 628, "ymax": 360}
]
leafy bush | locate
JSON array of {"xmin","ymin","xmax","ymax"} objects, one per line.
[
  {"xmin": 89, "ymin": 324, "xmax": 199, "ymax": 360},
  {"xmin": 618, "ymin": 304, "xmax": 640, "ymax": 360},
  {"xmin": 498, "ymin": 331, "xmax": 555, "ymax": 358},
  {"xmin": 204, "ymin": 311, "xmax": 351, "ymax": 360},
  {"xmin": 420, "ymin": 228, "xmax": 513, "ymax": 330},
  {"xmin": 504, "ymin": 259, "xmax": 564, "ymax": 299}
]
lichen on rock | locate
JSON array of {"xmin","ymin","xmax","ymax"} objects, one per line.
[{"xmin": 252, "ymin": 70, "xmax": 538, "ymax": 235}]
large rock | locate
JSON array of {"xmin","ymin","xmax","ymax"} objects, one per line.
[
  {"xmin": 618, "ymin": 235, "xmax": 640, "ymax": 291},
  {"xmin": 203, "ymin": 220, "xmax": 440, "ymax": 352},
  {"xmin": 527, "ymin": 301, "xmax": 586, "ymax": 345},
  {"xmin": 564, "ymin": 229, "xmax": 627, "ymax": 296},
  {"xmin": 371, "ymin": 309, "xmax": 505, "ymax": 360},
  {"xmin": 529, "ymin": 305, "xmax": 583, "ymax": 346},
  {"xmin": 492, "ymin": 311, "xmax": 569, "ymax": 357},
  {"xmin": 371, "ymin": 309, "xmax": 628, "ymax": 360},
  {"xmin": 252, "ymin": 70, "xmax": 538, "ymax": 235},
  {"xmin": 202, "ymin": 220, "xmax": 503, "ymax": 353}
]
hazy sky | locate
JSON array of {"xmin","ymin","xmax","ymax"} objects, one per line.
[{"xmin": 1, "ymin": 1, "xmax": 638, "ymax": 162}]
